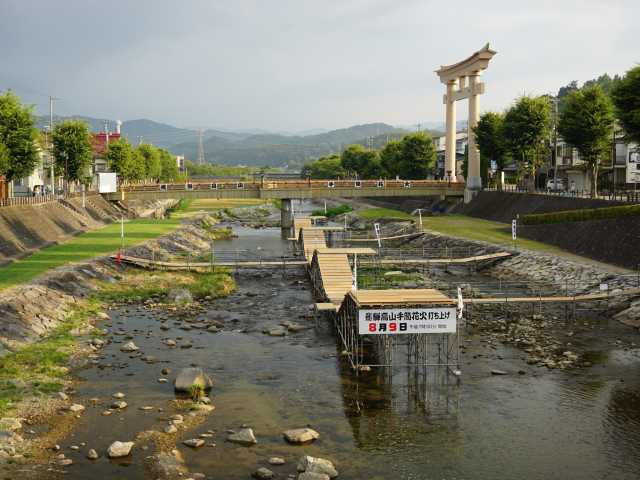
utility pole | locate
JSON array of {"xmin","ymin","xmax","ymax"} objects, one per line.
[
  {"xmin": 49, "ymin": 96, "xmax": 59, "ymax": 195},
  {"xmin": 197, "ymin": 129, "xmax": 205, "ymax": 165}
]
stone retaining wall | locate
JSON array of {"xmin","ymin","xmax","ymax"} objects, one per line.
[{"xmin": 456, "ymin": 191, "xmax": 624, "ymax": 223}]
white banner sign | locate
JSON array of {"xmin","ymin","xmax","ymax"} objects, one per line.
[
  {"xmin": 511, "ymin": 219, "xmax": 517, "ymax": 241},
  {"xmin": 627, "ymin": 149, "xmax": 640, "ymax": 184},
  {"xmin": 358, "ymin": 308, "xmax": 457, "ymax": 335}
]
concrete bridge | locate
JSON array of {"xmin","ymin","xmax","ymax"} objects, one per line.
[{"xmin": 102, "ymin": 179, "xmax": 465, "ymax": 229}]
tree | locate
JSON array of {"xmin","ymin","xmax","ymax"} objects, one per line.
[
  {"xmin": 302, "ymin": 154, "xmax": 345, "ymax": 179},
  {"xmin": 503, "ymin": 95, "xmax": 552, "ymax": 189},
  {"xmin": 397, "ymin": 132, "xmax": 436, "ymax": 179},
  {"xmin": 129, "ymin": 148, "xmax": 146, "ymax": 182},
  {"xmin": 557, "ymin": 80, "xmax": 579, "ymax": 113},
  {"xmin": 340, "ymin": 144, "xmax": 380, "ymax": 178},
  {"xmin": 136, "ymin": 144, "xmax": 161, "ymax": 181},
  {"xmin": 106, "ymin": 140, "xmax": 137, "ymax": 183},
  {"xmin": 611, "ymin": 66, "xmax": 640, "ymax": 145},
  {"xmin": 0, "ymin": 91, "xmax": 39, "ymax": 182},
  {"xmin": 558, "ymin": 85, "xmax": 614, "ymax": 197},
  {"xmin": 473, "ymin": 112, "xmax": 507, "ymax": 185},
  {"xmin": 0, "ymin": 141, "xmax": 9, "ymax": 177},
  {"xmin": 158, "ymin": 148, "xmax": 179, "ymax": 182},
  {"xmin": 52, "ymin": 120, "xmax": 93, "ymax": 186},
  {"xmin": 380, "ymin": 140, "xmax": 403, "ymax": 177}
]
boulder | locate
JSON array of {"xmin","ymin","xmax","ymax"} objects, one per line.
[
  {"xmin": 268, "ymin": 457, "xmax": 286, "ymax": 465},
  {"xmin": 120, "ymin": 341, "xmax": 139, "ymax": 352},
  {"xmin": 86, "ymin": 449, "xmax": 99, "ymax": 460},
  {"xmin": 297, "ymin": 456, "xmax": 338, "ymax": 478},
  {"xmin": 253, "ymin": 467, "xmax": 275, "ymax": 479},
  {"xmin": 183, "ymin": 438, "xmax": 205, "ymax": 448},
  {"xmin": 283, "ymin": 428, "xmax": 320, "ymax": 444},
  {"xmin": 68, "ymin": 404, "xmax": 85, "ymax": 413},
  {"xmin": 298, "ymin": 473, "xmax": 330, "ymax": 480},
  {"xmin": 227, "ymin": 428, "xmax": 257, "ymax": 445},
  {"xmin": 173, "ymin": 368, "xmax": 213, "ymax": 393},
  {"xmin": 167, "ymin": 288, "xmax": 193, "ymax": 304},
  {"xmin": 107, "ymin": 441, "xmax": 134, "ymax": 458}
]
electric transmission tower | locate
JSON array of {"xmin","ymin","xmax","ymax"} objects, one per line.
[{"xmin": 197, "ymin": 129, "xmax": 206, "ymax": 165}]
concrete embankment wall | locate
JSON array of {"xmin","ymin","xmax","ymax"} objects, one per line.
[
  {"xmin": 519, "ymin": 217, "xmax": 640, "ymax": 269},
  {"xmin": 0, "ymin": 196, "xmax": 177, "ymax": 265},
  {"xmin": 456, "ymin": 191, "xmax": 624, "ymax": 223},
  {"xmin": 455, "ymin": 191, "xmax": 639, "ymax": 269}
]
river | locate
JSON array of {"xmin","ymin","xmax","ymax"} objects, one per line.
[{"xmin": 30, "ymin": 218, "xmax": 640, "ymax": 480}]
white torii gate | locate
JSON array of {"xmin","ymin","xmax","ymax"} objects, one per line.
[{"xmin": 436, "ymin": 44, "xmax": 496, "ymax": 202}]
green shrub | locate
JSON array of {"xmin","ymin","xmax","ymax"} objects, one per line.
[
  {"xmin": 311, "ymin": 204, "xmax": 353, "ymax": 218},
  {"xmin": 522, "ymin": 204, "xmax": 640, "ymax": 225}
]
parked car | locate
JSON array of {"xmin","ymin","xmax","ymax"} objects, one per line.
[{"xmin": 546, "ymin": 178, "xmax": 565, "ymax": 191}]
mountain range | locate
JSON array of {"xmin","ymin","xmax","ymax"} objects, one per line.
[{"xmin": 35, "ymin": 116, "xmax": 441, "ymax": 168}]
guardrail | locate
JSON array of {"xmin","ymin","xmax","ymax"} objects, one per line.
[
  {"xmin": 0, "ymin": 191, "xmax": 98, "ymax": 208},
  {"xmin": 485, "ymin": 185, "xmax": 640, "ymax": 203}
]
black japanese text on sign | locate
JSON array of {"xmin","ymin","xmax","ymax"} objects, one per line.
[{"xmin": 358, "ymin": 308, "xmax": 457, "ymax": 335}]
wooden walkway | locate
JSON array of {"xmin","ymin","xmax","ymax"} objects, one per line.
[
  {"xmin": 111, "ymin": 254, "xmax": 307, "ymax": 270},
  {"xmin": 315, "ymin": 253, "xmax": 355, "ymax": 305},
  {"xmin": 375, "ymin": 251, "xmax": 512, "ymax": 265},
  {"xmin": 300, "ymin": 228, "xmax": 329, "ymax": 262},
  {"xmin": 464, "ymin": 287, "xmax": 640, "ymax": 304}
]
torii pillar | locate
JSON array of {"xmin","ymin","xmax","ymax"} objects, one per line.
[{"xmin": 436, "ymin": 44, "xmax": 496, "ymax": 202}]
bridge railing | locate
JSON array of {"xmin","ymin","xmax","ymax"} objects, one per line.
[{"xmin": 120, "ymin": 179, "xmax": 466, "ymax": 193}]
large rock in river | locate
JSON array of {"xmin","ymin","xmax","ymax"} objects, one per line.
[
  {"xmin": 283, "ymin": 427, "xmax": 320, "ymax": 444},
  {"xmin": 107, "ymin": 441, "xmax": 134, "ymax": 458},
  {"xmin": 167, "ymin": 288, "xmax": 193, "ymax": 304},
  {"xmin": 297, "ymin": 456, "xmax": 338, "ymax": 478},
  {"xmin": 173, "ymin": 367, "xmax": 213, "ymax": 392}
]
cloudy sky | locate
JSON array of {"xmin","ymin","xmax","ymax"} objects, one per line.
[{"xmin": 1, "ymin": 0, "xmax": 638, "ymax": 132}]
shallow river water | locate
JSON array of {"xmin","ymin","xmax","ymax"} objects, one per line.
[{"xmin": 37, "ymin": 225, "xmax": 640, "ymax": 479}]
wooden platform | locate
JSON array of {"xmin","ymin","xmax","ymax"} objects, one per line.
[
  {"xmin": 291, "ymin": 217, "xmax": 313, "ymax": 240},
  {"xmin": 315, "ymin": 247, "xmax": 377, "ymax": 255},
  {"xmin": 350, "ymin": 288, "xmax": 456, "ymax": 307},
  {"xmin": 465, "ymin": 287, "xmax": 640, "ymax": 304},
  {"xmin": 316, "ymin": 253, "xmax": 354, "ymax": 305},
  {"xmin": 315, "ymin": 302, "xmax": 339, "ymax": 312},
  {"xmin": 348, "ymin": 232, "xmax": 424, "ymax": 242},
  {"xmin": 375, "ymin": 251, "xmax": 512, "ymax": 265},
  {"xmin": 301, "ymin": 228, "xmax": 328, "ymax": 261},
  {"xmin": 111, "ymin": 255, "xmax": 306, "ymax": 269}
]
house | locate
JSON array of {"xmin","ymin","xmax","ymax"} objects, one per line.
[
  {"xmin": 91, "ymin": 120, "xmax": 121, "ymax": 175},
  {"xmin": 433, "ymin": 132, "xmax": 468, "ymax": 180},
  {"xmin": 551, "ymin": 135, "xmax": 639, "ymax": 191},
  {"xmin": 176, "ymin": 155, "xmax": 185, "ymax": 172},
  {"xmin": 10, "ymin": 145, "xmax": 51, "ymax": 196}
]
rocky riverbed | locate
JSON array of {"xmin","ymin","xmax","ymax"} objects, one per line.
[{"xmin": 1, "ymin": 208, "xmax": 640, "ymax": 479}]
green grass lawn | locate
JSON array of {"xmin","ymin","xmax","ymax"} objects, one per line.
[
  {"xmin": 357, "ymin": 208, "xmax": 416, "ymax": 221},
  {"xmin": 424, "ymin": 215, "xmax": 564, "ymax": 253},
  {"xmin": 0, "ymin": 218, "xmax": 181, "ymax": 290}
]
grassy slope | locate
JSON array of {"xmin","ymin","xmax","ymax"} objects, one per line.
[
  {"xmin": 0, "ymin": 218, "xmax": 181, "ymax": 290},
  {"xmin": 424, "ymin": 215, "xmax": 564, "ymax": 253},
  {"xmin": 0, "ymin": 198, "xmax": 266, "ymax": 290},
  {"xmin": 357, "ymin": 208, "xmax": 415, "ymax": 221}
]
